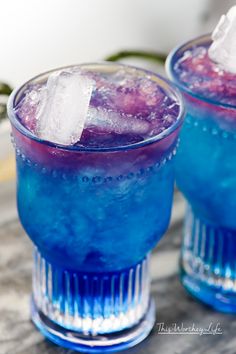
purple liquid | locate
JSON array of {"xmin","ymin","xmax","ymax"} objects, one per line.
[
  {"xmin": 173, "ymin": 43, "xmax": 236, "ymax": 105},
  {"xmin": 15, "ymin": 68, "xmax": 180, "ymax": 147}
]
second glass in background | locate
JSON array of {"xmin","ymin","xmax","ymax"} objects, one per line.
[{"xmin": 167, "ymin": 35, "xmax": 236, "ymax": 313}]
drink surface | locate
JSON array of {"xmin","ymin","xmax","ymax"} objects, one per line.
[
  {"xmin": 15, "ymin": 66, "xmax": 180, "ymax": 148},
  {"xmin": 173, "ymin": 40, "xmax": 236, "ymax": 106}
]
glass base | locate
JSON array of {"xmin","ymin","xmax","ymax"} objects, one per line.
[
  {"xmin": 31, "ymin": 248, "xmax": 155, "ymax": 352},
  {"xmin": 181, "ymin": 205, "xmax": 236, "ymax": 313},
  {"xmin": 31, "ymin": 297, "xmax": 155, "ymax": 352}
]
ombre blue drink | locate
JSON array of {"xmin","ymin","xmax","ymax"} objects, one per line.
[
  {"xmin": 167, "ymin": 35, "xmax": 236, "ymax": 313},
  {"xmin": 8, "ymin": 63, "xmax": 184, "ymax": 352}
]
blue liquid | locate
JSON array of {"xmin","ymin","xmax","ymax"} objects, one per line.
[
  {"xmin": 17, "ymin": 155, "xmax": 174, "ymax": 272},
  {"xmin": 175, "ymin": 113, "xmax": 236, "ymax": 230},
  {"xmin": 168, "ymin": 34, "xmax": 236, "ymax": 312},
  {"xmin": 181, "ymin": 206, "xmax": 236, "ymax": 313},
  {"xmin": 176, "ymin": 110, "xmax": 236, "ymax": 312},
  {"xmin": 16, "ymin": 151, "xmax": 174, "ymax": 333},
  {"xmin": 32, "ymin": 247, "xmax": 150, "ymax": 333}
]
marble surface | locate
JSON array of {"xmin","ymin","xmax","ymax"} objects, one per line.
[{"xmin": 1, "ymin": 180, "xmax": 236, "ymax": 354}]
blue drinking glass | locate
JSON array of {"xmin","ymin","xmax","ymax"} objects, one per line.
[
  {"xmin": 8, "ymin": 63, "xmax": 184, "ymax": 352},
  {"xmin": 167, "ymin": 35, "xmax": 236, "ymax": 313}
]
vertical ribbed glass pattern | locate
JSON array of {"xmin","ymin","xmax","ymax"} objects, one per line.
[
  {"xmin": 32, "ymin": 248, "xmax": 150, "ymax": 335},
  {"xmin": 181, "ymin": 206, "xmax": 236, "ymax": 292}
]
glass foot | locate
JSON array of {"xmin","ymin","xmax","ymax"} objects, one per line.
[
  {"xmin": 31, "ymin": 297, "xmax": 155, "ymax": 352},
  {"xmin": 181, "ymin": 205, "xmax": 236, "ymax": 313},
  {"xmin": 31, "ymin": 248, "xmax": 155, "ymax": 351}
]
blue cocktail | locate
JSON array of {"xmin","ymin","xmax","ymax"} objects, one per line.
[
  {"xmin": 8, "ymin": 63, "xmax": 184, "ymax": 351},
  {"xmin": 167, "ymin": 35, "xmax": 236, "ymax": 313}
]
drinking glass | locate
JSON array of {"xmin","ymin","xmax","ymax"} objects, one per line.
[
  {"xmin": 8, "ymin": 63, "xmax": 184, "ymax": 351},
  {"xmin": 167, "ymin": 35, "xmax": 236, "ymax": 313}
]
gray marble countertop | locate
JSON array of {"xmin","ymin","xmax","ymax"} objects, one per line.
[{"xmin": 1, "ymin": 180, "xmax": 235, "ymax": 354}]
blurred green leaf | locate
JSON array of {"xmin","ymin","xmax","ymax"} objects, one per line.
[
  {"xmin": 0, "ymin": 105, "xmax": 7, "ymax": 122},
  {"xmin": 105, "ymin": 50, "xmax": 167, "ymax": 65},
  {"xmin": 0, "ymin": 82, "xmax": 12, "ymax": 96},
  {"xmin": 0, "ymin": 82, "xmax": 13, "ymax": 122}
]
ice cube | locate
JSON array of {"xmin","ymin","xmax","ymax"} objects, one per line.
[
  {"xmin": 208, "ymin": 6, "xmax": 236, "ymax": 73},
  {"xmin": 86, "ymin": 107, "xmax": 150, "ymax": 135},
  {"xmin": 36, "ymin": 70, "xmax": 94, "ymax": 145}
]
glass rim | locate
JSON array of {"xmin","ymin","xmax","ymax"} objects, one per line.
[
  {"xmin": 166, "ymin": 34, "xmax": 236, "ymax": 110},
  {"xmin": 8, "ymin": 62, "xmax": 185, "ymax": 153}
]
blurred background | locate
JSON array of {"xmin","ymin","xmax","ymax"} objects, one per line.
[
  {"xmin": 0, "ymin": 0, "xmax": 235, "ymax": 183},
  {"xmin": 1, "ymin": 0, "xmax": 236, "ymax": 86}
]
